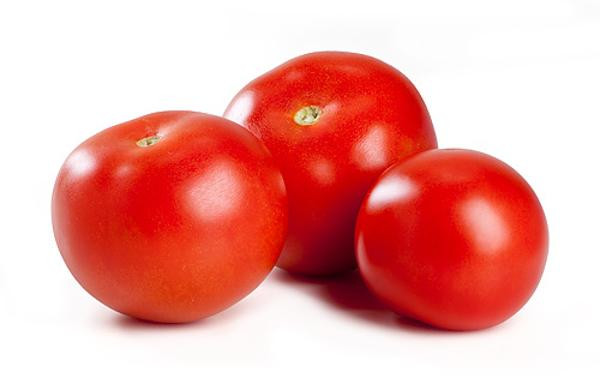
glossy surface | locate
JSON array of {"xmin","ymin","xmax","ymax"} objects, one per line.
[
  {"xmin": 52, "ymin": 111, "xmax": 288, "ymax": 323},
  {"xmin": 225, "ymin": 51, "xmax": 437, "ymax": 276},
  {"xmin": 356, "ymin": 149, "xmax": 548, "ymax": 330}
]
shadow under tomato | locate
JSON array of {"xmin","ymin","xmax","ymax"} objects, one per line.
[
  {"xmin": 111, "ymin": 315, "xmax": 204, "ymax": 331},
  {"xmin": 105, "ymin": 296, "xmax": 253, "ymax": 332},
  {"xmin": 271, "ymin": 269, "xmax": 453, "ymax": 334}
]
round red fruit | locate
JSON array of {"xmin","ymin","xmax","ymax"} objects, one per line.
[
  {"xmin": 52, "ymin": 111, "xmax": 288, "ymax": 323},
  {"xmin": 225, "ymin": 51, "xmax": 437, "ymax": 276},
  {"xmin": 356, "ymin": 149, "xmax": 548, "ymax": 330}
]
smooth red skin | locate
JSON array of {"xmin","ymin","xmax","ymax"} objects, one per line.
[
  {"xmin": 224, "ymin": 51, "xmax": 437, "ymax": 276},
  {"xmin": 356, "ymin": 149, "xmax": 548, "ymax": 330},
  {"xmin": 52, "ymin": 111, "xmax": 288, "ymax": 323}
]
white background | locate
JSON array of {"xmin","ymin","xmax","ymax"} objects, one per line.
[{"xmin": 1, "ymin": 0, "xmax": 599, "ymax": 380}]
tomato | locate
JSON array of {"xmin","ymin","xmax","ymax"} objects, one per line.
[
  {"xmin": 225, "ymin": 51, "xmax": 437, "ymax": 276},
  {"xmin": 52, "ymin": 111, "xmax": 288, "ymax": 323},
  {"xmin": 355, "ymin": 149, "xmax": 548, "ymax": 330}
]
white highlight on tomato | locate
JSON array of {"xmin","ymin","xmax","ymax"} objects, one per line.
[
  {"xmin": 352, "ymin": 125, "xmax": 389, "ymax": 170},
  {"xmin": 65, "ymin": 148, "xmax": 96, "ymax": 177},
  {"xmin": 462, "ymin": 197, "xmax": 509, "ymax": 254},
  {"xmin": 366, "ymin": 174, "xmax": 417, "ymax": 212},
  {"xmin": 309, "ymin": 157, "xmax": 336, "ymax": 186},
  {"xmin": 225, "ymin": 91, "xmax": 255, "ymax": 127},
  {"xmin": 186, "ymin": 161, "xmax": 244, "ymax": 221}
]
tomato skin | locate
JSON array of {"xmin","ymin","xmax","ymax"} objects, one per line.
[
  {"xmin": 52, "ymin": 111, "xmax": 288, "ymax": 323},
  {"xmin": 355, "ymin": 149, "xmax": 548, "ymax": 330},
  {"xmin": 225, "ymin": 51, "xmax": 437, "ymax": 276}
]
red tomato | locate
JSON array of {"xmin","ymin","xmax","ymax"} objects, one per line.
[
  {"xmin": 52, "ymin": 111, "xmax": 288, "ymax": 323},
  {"xmin": 225, "ymin": 51, "xmax": 437, "ymax": 276},
  {"xmin": 356, "ymin": 149, "xmax": 548, "ymax": 330}
]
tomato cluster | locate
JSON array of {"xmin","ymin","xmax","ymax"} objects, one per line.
[{"xmin": 52, "ymin": 52, "xmax": 547, "ymax": 330}]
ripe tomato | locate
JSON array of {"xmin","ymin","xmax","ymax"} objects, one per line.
[
  {"xmin": 225, "ymin": 51, "xmax": 437, "ymax": 276},
  {"xmin": 356, "ymin": 149, "xmax": 548, "ymax": 330},
  {"xmin": 52, "ymin": 111, "xmax": 288, "ymax": 323}
]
